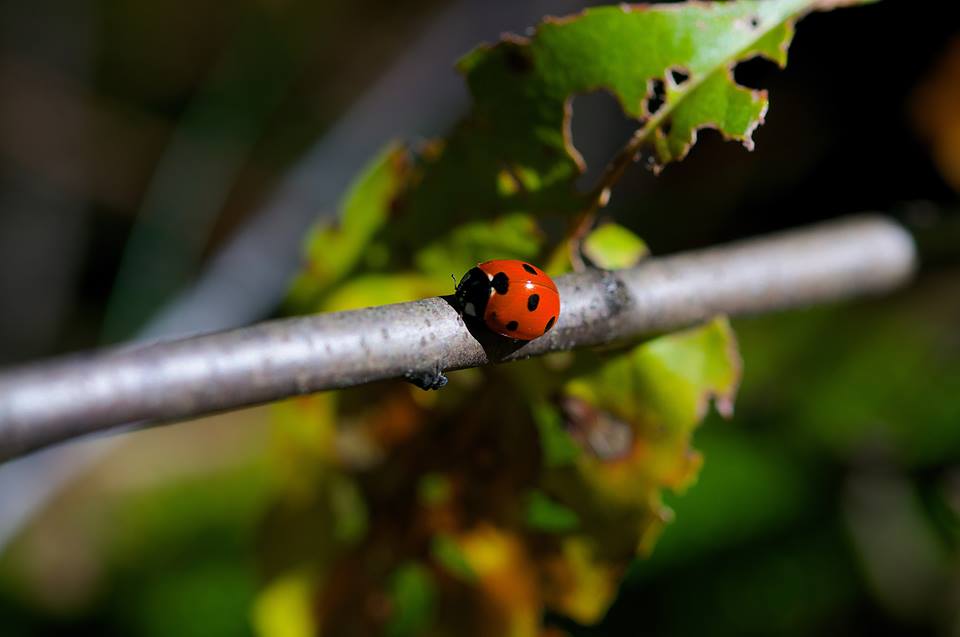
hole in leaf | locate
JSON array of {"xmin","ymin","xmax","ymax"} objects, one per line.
[
  {"xmin": 668, "ymin": 67, "xmax": 690, "ymax": 87},
  {"xmin": 645, "ymin": 78, "xmax": 667, "ymax": 116},
  {"xmin": 569, "ymin": 90, "xmax": 637, "ymax": 192},
  {"xmin": 661, "ymin": 119, "xmax": 673, "ymax": 137},
  {"xmin": 733, "ymin": 56, "xmax": 780, "ymax": 91}
]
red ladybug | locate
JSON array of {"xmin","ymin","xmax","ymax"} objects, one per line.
[{"xmin": 455, "ymin": 260, "xmax": 560, "ymax": 340}]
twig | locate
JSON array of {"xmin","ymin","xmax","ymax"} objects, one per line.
[{"xmin": 0, "ymin": 215, "xmax": 916, "ymax": 461}]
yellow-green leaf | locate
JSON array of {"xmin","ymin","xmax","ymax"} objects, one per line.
[{"xmin": 582, "ymin": 222, "xmax": 649, "ymax": 270}]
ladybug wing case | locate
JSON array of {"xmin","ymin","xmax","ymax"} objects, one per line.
[{"xmin": 458, "ymin": 260, "xmax": 560, "ymax": 341}]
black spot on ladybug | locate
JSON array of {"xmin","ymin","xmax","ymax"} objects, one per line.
[
  {"xmin": 544, "ymin": 316, "xmax": 556, "ymax": 333},
  {"xmin": 527, "ymin": 294, "xmax": 540, "ymax": 311},
  {"xmin": 492, "ymin": 272, "xmax": 509, "ymax": 294},
  {"xmin": 506, "ymin": 320, "xmax": 519, "ymax": 331},
  {"xmin": 522, "ymin": 263, "xmax": 537, "ymax": 275}
]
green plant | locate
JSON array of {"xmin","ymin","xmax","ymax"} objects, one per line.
[{"xmin": 258, "ymin": 1, "xmax": 873, "ymax": 634}]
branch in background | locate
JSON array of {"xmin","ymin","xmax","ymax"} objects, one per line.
[{"xmin": 0, "ymin": 215, "xmax": 915, "ymax": 461}]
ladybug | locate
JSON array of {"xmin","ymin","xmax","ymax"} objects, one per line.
[{"xmin": 455, "ymin": 259, "xmax": 560, "ymax": 341}]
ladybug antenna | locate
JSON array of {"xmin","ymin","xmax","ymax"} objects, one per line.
[{"xmin": 450, "ymin": 273, "xmax": 457, "ymax": 292}]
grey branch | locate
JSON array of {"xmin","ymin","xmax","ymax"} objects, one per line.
[{"xmin": 0, "ymin": 215, "xmax": 916, "ymax": 461}]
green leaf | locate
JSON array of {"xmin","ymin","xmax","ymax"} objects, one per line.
[
  {"xmin": 290, "ymin": 0, "xmax": 871, "ymax": 310},
  {"xmin": 417, "ymin": 473, "xmax": 452, "ymax": 507},
  {"xmin": 321, "ymin": 273, "xmax": 439, "ymax": 313},
  {"xmin": 265, "ymin": 2, "xmax": 871, "ymax": 632},
  {"xmin": 253, "ymin": 571, "xmax": 316, "ymax": 637},
  {"xmin": 430, "ymin": 534, "xmax": 477, "ymax": 582},
  {"xmin": 414, "ymin": 213, "xmax": 545, "ymax": 283},
  {"xmin": 565, "ymin": 317, "xmax": 742, "ymax": 445},
  {"xmin": 286, "ymin": 143, "xmax": 410, "ymax": 312},
  {"xmin": 329, "ymin": 476, "xmax": 368, "ymax": 544},
  {"xmin": 529, "ymin": 318, "xmax": 742, "ymax": 619},
  {"xmin": 532, "ymin": 399, "xmax": 581, "ymax": 468},
  {"xmin": 525, "ymin": 489, "xmax": 581, "ymax": 532},
  {"xmin": 440, "ymin": 0, "xmax": 865, "ymax": 207},
  {"xmin": 291, "ymin": 0, "xmax": 872, "ymax": 311},
  {"xmin": 582, "ymin": 222, "xmax": 649, "ymax": 269},
  {"xmin": 552, "ymin": 318, "xmax": 740, "ymax": 548},
  {"xmin": 386, "ymin": 563, "xmax": 437, "ymax": 637}
]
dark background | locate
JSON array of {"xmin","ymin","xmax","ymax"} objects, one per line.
[{"xmin": 1, "ymin": 1, "xmax": 959, "ymax": 635}]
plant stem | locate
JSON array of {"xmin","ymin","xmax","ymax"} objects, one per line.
[{"xmin": 0, "ymin": 215, "xmax": 916, "ymax": 461}]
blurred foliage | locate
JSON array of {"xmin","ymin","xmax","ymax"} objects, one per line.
[
  {"xmin": 581, "ymin": 222, "xmax": 648, "ymax": 270},
  {"xmin": 287, "ymin": 0, "xmax": 857, "ymax": 314},
  {"xmin": 913, "ymin": 37, "xmax": 960, "ymax": 193},
  {"xmin": 0, "ymin": 459, "xmax": 270, "ymax": 637},
  {"xmin": 98, "ymin": 0, "xmax": 443, "ymax": 340},
  {"xmin": 268, "ymin": 1, "xmax": 867, "ymax": 635},
  {"xmin": 596, "ymin": 271, "xmax": 960, "ymax": 636},
  {"xmin": 6, "ymin": 1, "xmax": 955, "ymax": 637},
  {"xmin": 259, "ymin": 318, "xmax": 739, "ymax": 635},
  {"xmin": 8, "ymin": 276, "xmax": 960, "ymax": 636}
]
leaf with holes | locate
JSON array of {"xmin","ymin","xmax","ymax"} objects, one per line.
[
  {"xmin": 289, "ymin": 0, "xmax": 873, "ymax": 309},
  {"xmin": 422, "ymin": 0, "xmax": 875, "ymax": 214}
]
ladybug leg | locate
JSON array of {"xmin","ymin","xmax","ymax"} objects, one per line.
[{"xmin": 403, "ymin": 362, "xmax": 449, "ymax": 391}]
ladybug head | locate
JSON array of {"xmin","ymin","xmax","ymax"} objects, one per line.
[{"xmin": 455, "ymin": 267, "xmax": 492, "ymax": 319}]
